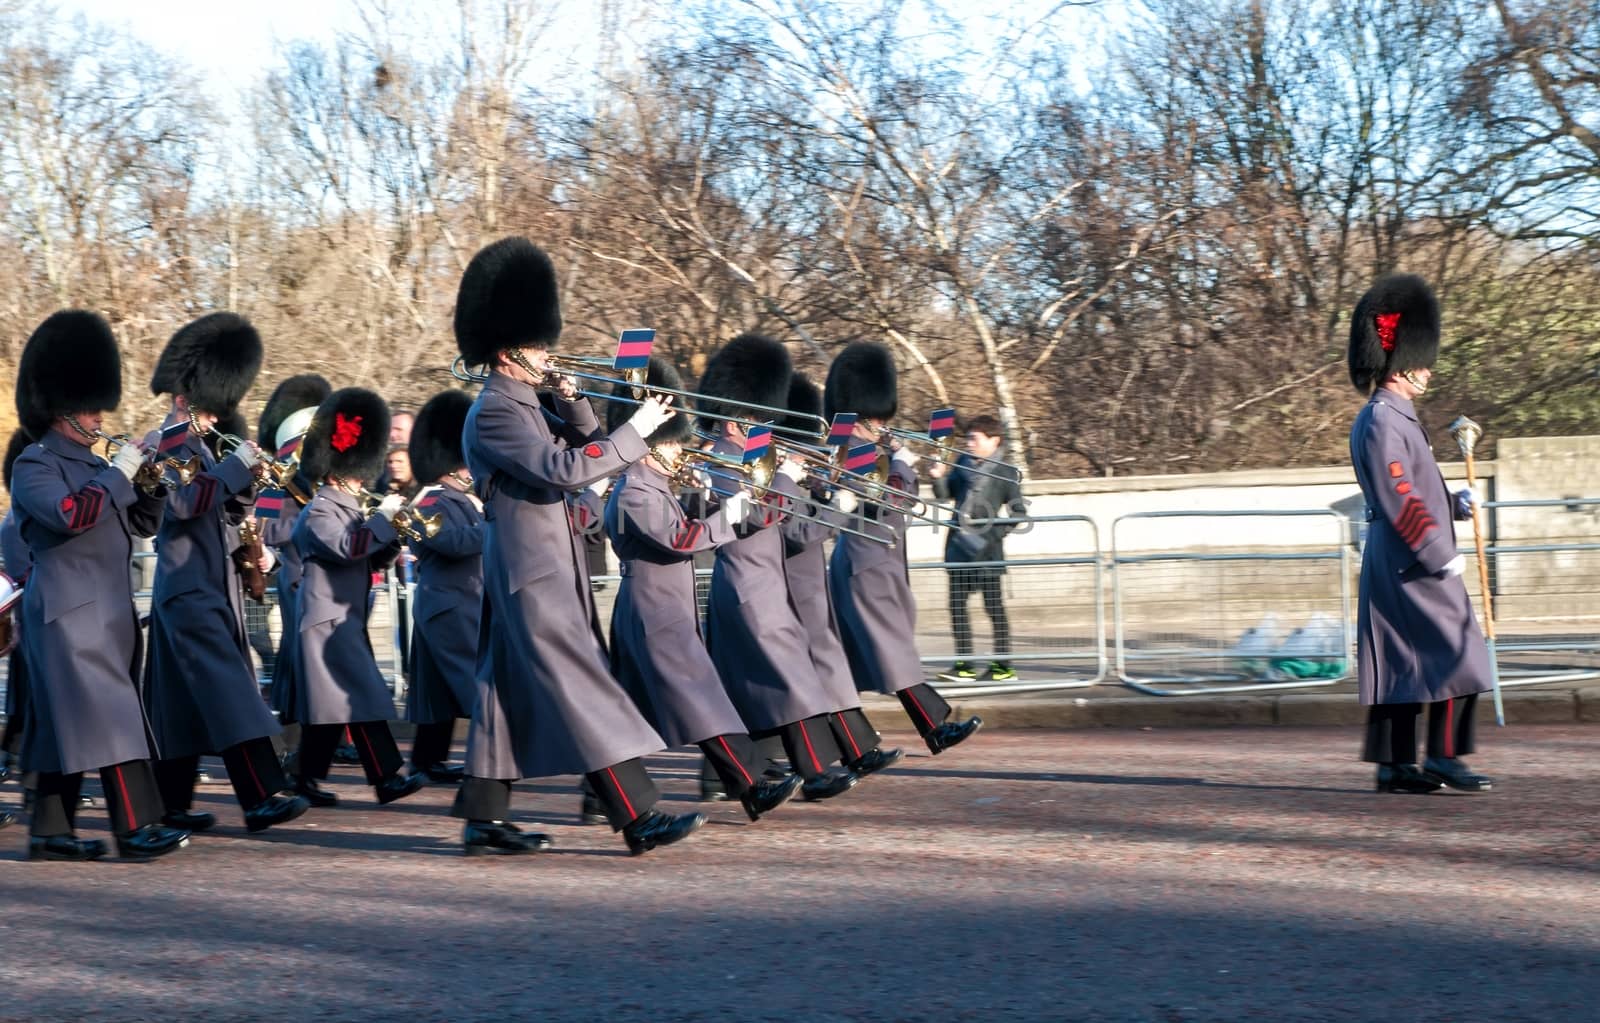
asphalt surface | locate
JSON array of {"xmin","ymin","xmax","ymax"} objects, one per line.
[{"xmin": 1, "ymin": 723, "xmax": 1596, "ymax": 1022}]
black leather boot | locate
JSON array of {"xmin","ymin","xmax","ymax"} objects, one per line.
[
  {"xmin": 622, "ymin": 809, "xmax": 705, "ymax": 856},
  {"xmin": 245, "ymin": 793, "xmax": 311, "ymax": 833},
  {"xmin": 925, "ymin": 715, "xmax": 984, "ymax": 754},
  {"xmin": 1421, "ymin": 756, "xmax": 1494, "ymax": 792},
  {"xmin": 800, "ymin": 767, "xmax": 860, "ymax": 802},
  {"xmin": 374, "ymin": 772, "xmax": 427, "ymax": 805},
  {"xmin": 116, "ymin": 824, "xmax": 189, "ymax": 859},
  {"xmin": 740, "ymin": 773, "xmax": 804, "ymax": 822},
  {"xmin": 580, "ymin": 791, "xmax": 609, "ymax": 826},
  {"xmin": 293, "ymin": 777, "xmax": 339, "ymax": 808},
  {"xmin": 848, "ymin": 746, "xmax": 904, "ymax": 778},
  {"xmin": 463, "ymin": 820, "xmax": 553, "ymax": 856},
  {"xmin": 29, "ymin": 834, "xmax": 107, "ymax": 861},
  {"xmin": 161, "ymin": 810, "xmax": 216, "ymax": 832},
  {"xmin": 1376, "ymin": 763, "xmax": 1443, "ymax": 794}
]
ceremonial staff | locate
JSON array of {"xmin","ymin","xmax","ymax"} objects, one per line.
[{"xmin": 1447, "ymin": 415, "xmax": 1505, "ymax": 726}]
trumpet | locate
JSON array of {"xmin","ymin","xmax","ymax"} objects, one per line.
[
  {"xmin": 95, "ymin": 431, "xmax": 200, "ymax": 496},
  {"xmin": 356, "ymin": 489, "xmax": 444, "ymax": 543}
]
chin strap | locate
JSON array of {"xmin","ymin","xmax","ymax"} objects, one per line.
[
  {"xmin": 1401, "ymin": 369, "xmax": 1430, "ymax": 396},
  {"xmin": 62, "ymin": 414, "xmax": 98, "ymax": 444}
]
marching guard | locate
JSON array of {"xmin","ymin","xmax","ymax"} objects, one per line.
[
  {"xmin": 825, "ymin": 342, "xmax": 982, "ymax": 753},
  {"xmin": 141, "ymin": 314, "xmax": 309, "ymax": 834},
  {"xmin": 602, "ymin": 358, "xmax": 804, "ymax": 821},
  {"xmin": 1347, "ymin": 274, "xmax": 1495, "ymax": 794},
  {"xmin": 448, "ymin": 236, "xmax": 704, "ymax": 856},
  {"xmin": 697, "ymin": 335, "xmax": 859, "ymax": 799},
  {"xmin": 2, "ymin": 429, "xmax": 34, "ymax": 795},
  {"xmin": 253, "ymin": 373, "xmax": 333, "ymax": 728},
  {"xmin": 287, "ymin": 388, "xmax": 427, "ymax": 808},
  {"xmin": 12, "ymin": 311, "xmax": 188, "ymax": 860},
  {"xmin": 402, "ymin": 389, "xmax": 480, "ymax": 783}
]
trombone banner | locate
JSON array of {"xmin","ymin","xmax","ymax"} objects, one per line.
[
  {"xmin": 158, "ymin": 420, "xmax": 189, "ymax": 455},
  {"xmin": 256, "ymin": 487, "xmax": 287, "ymax": 520},
  {"xmin": 827, "ymin": 413, "xmax": 858, "ymax": 447},
  {"xmin": 743, "ymin": 427, "xmax": 772, "ymax": 463},
  {"xmin": 928, "ymin": 408, "xmax": 956, "ymax": 440},
  {"xmin": 845, "ymin": 442, "xmax": 877, "ymax": 473},
  {"xmin": 614, "ymin": 329, "xmax": 655, "ymax": 369}
]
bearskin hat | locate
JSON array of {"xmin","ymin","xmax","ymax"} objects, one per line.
[
  {"xmin": 409, "ymin": 390, "xmax": 473, "ymax": 484},
  {"xmin": 300, "ymin": 387, "xmax": 390, "ymax": 483},
  {"xmin": 150, "ymin": 312, "xmax": 263, "ymax": 417},
  {"xmin": 1348, "ymin": 273, "xmax": 1440, "ymax": 395},
  {"xmin": 694, "ymin": 333, "xmax": 792, "ymax": 434},
  {"xmin": 605, "ymin": 357, "xmax": 692, "ymax": 446},
  {"xmin": 15, "ymin": 310, "xmax": 123, "ymax": 440},
  {"xmin": 824, "ymin": 341, "xmax": 898, "ymax": 422},
  {"xmin": 774, "ymin": 372, "xmax": 823, "ymax": 443},
  {"xmin": 454, "ymin": 237, "xmax": 562, "ymax": 367},
  {"xmin": 3, "ymin": 429, "xmax": 31, "ymax": 492},
  {"xmin": 257, "ymin": 373, "xmax": 332, "ymax": 450}
]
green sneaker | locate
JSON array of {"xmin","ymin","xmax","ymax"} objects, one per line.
[
  {"xmin": 938, "ymin": 661, "xmax": 979, "ymax": 681},
  {"xmin": 980, "ymin": 663, "xmax": 1018, "ymax": 682}
]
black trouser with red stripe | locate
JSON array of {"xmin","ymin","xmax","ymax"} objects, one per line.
[
  {"xmin": 31, "ymin": 759, "xmax": 164, "ymax": 838},
  {"xmin": 896, "ymin": 683, "xmax": 952, "ymax": 739},
  {"xmin": 410, "ymin": 720, "xmax": 458, "ymax": 772},
  {"xmin": 696, "ymin": 732, "xmax": 767, "ymax": 797},
  {"xmin": 154, "ymin": 737, "xmax": 289, "ymax": 814},
  {"xmin": 825, "ymin": 707, "xmax": 883, "ymax": 767},
  {"xmin": 754, "ymin": 714, "xmax": 843, "ymax": 780},
  {"xmin": 453, "ymin": 757, "xmax": 662, "ymax": 833},
  {"xmin": 1363, "ymin": 694, "xmax": 1479, "ymax": 764},
  {"xmin": 298, "ymin": 721, "xmax": 404, "ymax": 786}
]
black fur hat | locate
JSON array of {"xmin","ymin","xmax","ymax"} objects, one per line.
[
  {"xmin": 300, "ymin": 387, "xmax": 390, "ymax": 483},
  {"xmin": 694, "ymin": 333, "xmax": 792, "ymax": 433},
  {"xmin": 151, "ymin": 312, "xmax": 263, "ymax": 416},
  {"xmin": 3, "ymin": 429, "xmax": 31, "ymax": 492},
  {"xmin": 454, "ymin": 237, "xmax": 562, "ymax": 366},
  {"xmin": 15, "ymin": 310, "xmax": 122, "ymax": 440},
  {"xmin": 409, "ymin": 390, "xmax": 473, "ymax": 483},
  {"xmin": 824, "ymin": 341, "xmax": 898, "ymax": 422},
  {"xmin": 257, "ymin": 373, "xmax": 333, "ymax": 449},
  {"xmin": 606, "ymin": 357, "xmax": 692, "ymax": 446},
  {"xmin": 774, "ymin": 372, "xmax": 823, "ymax": 442},
  {"xmin": 1348, "ymin": 273, "xmax": 1440, "ymax": 395}
]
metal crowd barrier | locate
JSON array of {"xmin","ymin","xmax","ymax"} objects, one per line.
[
  {"xmin": 1467, "ymin": 498, "xmax": 1600, "ymax": 688},
  {"xmin": 1112, "ymin": 510, "xmax": 1353, "ymax": 696}
]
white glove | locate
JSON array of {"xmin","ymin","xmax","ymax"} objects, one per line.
[
  {"xmin": 891, "ymin": 446, "xmax": 920, "ymax": 470},
  {"xmin": 777, "ymin": 458, "xmax": 806, "ymax": 484},
  {"xmin": 466, "ymin": 492, "xmax": 485, "ymax": 515},
  {"xmin": 587, "ymin": 475, "xmax": 611, "ymax": 497},
  {"xmin": 835, "ymin": 488, "xmax": 860, "ymax": 515},
  {"xmin": 1440, "ymin": 555, "xmax": 1466, "ymax": 578},
  {"xmin": 111, "ymin": 442, "xmax": 146, "ymax": 482},
  {"xmin": 625, "ymin": 396, "xmax": 675, "ymax": 440},
  {"xmin": 376, "ymin": 493, "xmax": 406, "ymax": 518},
  {"xmin": 228, "ymin": 440, "xmax": 264, "ymax": 470},
  {"xmin": 718, "ymin": 489, "xmax": 751, "ymax": 526}
]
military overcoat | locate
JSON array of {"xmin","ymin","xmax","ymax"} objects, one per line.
[
  {"xmin": 605, "ymin": 463, "xmax": 745, "ymax": 746},
  {"xmin": 140, "ymin": 430, "xmax": 279, "ymax": 757},
  {"xmin": 2, "ymin": 510, "xmax": 32, "ymax": 728},
  {"xmin": 461, "ymin": 373, "xmax": 663, "ymax": 779},
  {"xmin": 776, "ymin": 474, "xmax": 862, "ymax": 712},
  {"xmin": 405, "ymin": 485, "xmax": 483, "ymax": 725},
  {"xmin": 12, "ymin": 431, "xmax": 165, "ymax": 774},
  {"xmin": 829, "ymin": 454, "xmax": 925, "ymax": 693},
  {"xmin": 1350, "ymin": 391, "xmax": 1491, "ymax": 705},
  {"xmin": 703, "ymin": 438, "xmax": 838, "ymax": 729},
  {"xmin": 291, "ymin": 486, "xmax": 401, "ymax": 724},
  {"xmin": 257, "ymin": 501, "xmax": 309, "ymax": 719}
]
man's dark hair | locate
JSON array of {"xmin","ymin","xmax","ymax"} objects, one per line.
[{"xmin": 965, "ymin": 413, "xmax": 1003, "ymax": 439}]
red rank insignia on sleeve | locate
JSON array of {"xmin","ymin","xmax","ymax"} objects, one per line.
[{"xmin": 583, "ymin": 443, "xmax": 603, "ymax": 458}]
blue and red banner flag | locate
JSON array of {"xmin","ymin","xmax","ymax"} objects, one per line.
[
  {"xmin": 158, "ymin": 421, "xmax": 189, "ymax": 455},
  {"xmin": 927, "ymin": 408, "xmax": 956, "ymax": 440},
  {"xmin": 613, "ymin": 329, "xmax": 655, "ymax": 370},
  {"xmin": 743, "ymin": 426, "xmax": 772, "ymax": 463},
  {"xmin": 845, "ymin": 442, "xmax": 877, "ymax": 474},
  {"xmin": 255, "ymin": 487, "xmax": 287, "ymax": 520},
  {"xmin": 827, "ymin": 413, "xmax": 858, "ymax": 448}
]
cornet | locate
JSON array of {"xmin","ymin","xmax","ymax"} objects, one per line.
[
  {"xmin": 356, "ymin": 489, "xmax": 444, "ymax": 543},
  {"xmin": 95, "ymin": 431, "xmax": 200, "ymax": 497}
]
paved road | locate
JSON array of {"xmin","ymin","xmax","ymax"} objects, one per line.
[{"xmin": 1, "ymin": 724, "xmax": 1596, "ymax": 1022}]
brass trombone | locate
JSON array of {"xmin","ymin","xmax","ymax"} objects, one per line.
[
  {"xmin": 764, "ymin": 434, "xmax": 960, "ymax": 528},
  {"xmin": 95, "ymin": 431, "xmax": 200, "ymax": 497},
  {"xmin": 356, "ymin": 488, "xmax": 443, "ymax": 543},
  {"xmin": 873, "ymin": 423, "xmax": 1021, "ymax": 483}
]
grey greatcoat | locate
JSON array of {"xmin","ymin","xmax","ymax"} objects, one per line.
[
  {"xmin": 141, "ymin": 432, "xmax": 280, "ymax": 758},
  {"xmin": 405, "ymin": 485, "xmax": 483, "ymax": 725},
  {"xmin": 776, "ymin": 474, "xmax": 862, "ymax": 712},
  {"xmin": 1351, "ymin": 391, "xmax": 1491, "ymax": 706},
  {"xmin": 291, "ymin": 487, "xmax": 401, "ymax": 725},
  {"xmin": 461, "ymin": 374, "xmax": 663, "ymax": 779},
  {"xmin": 829, "ymin": 455, "xmax": 925, "ymax": 694},
  {"xmin": 703, "ymin": 439, "xmax": 838, "ymax": 729},
  {"xmin": 12, "ymin": 431, "xmax": 166, "ymax": 774},
  {"xmin": 2, "ymin": 510, "xmax": 33, "ymax": 725},
  {"xmin": 605, "ymin": 463, "xmax": 745, "ymax": 746},
  {"xmin": 258, "ymin": 499, "xmax": 310, "ymax": 720}
]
